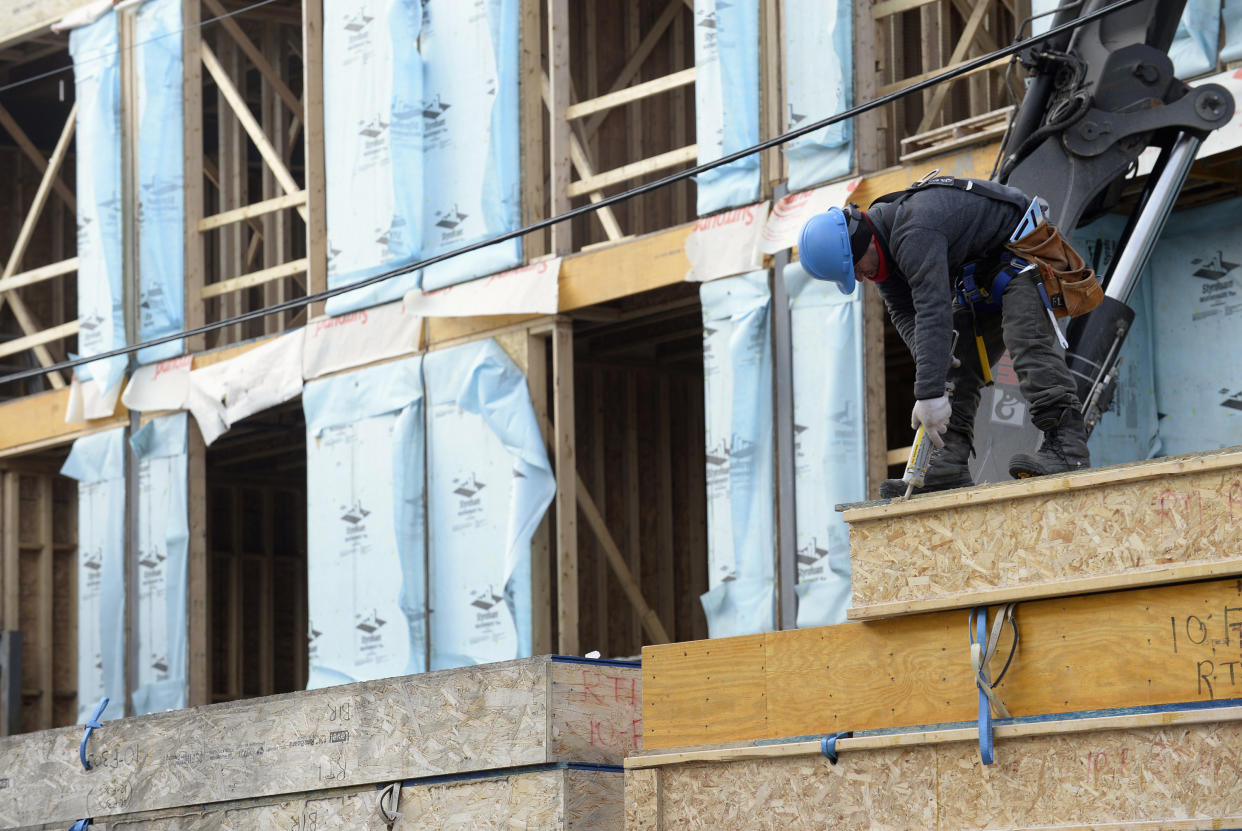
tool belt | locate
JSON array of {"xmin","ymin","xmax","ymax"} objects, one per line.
[{"xmin": 1003, "ymin": 220, "xmax": 1102, "ymax": 318}]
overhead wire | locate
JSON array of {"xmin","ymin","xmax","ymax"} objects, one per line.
[{"xmin": 0, "ymin": 0, "xmax": 1146, "ymax": 388}]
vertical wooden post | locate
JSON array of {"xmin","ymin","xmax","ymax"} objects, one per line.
[
  {"xmin": 625, "ymin": 1, "xmax": 645, "ymax": 234},
  {"xmin": 655, "ymin": 374, "xmax": 675, "ymax": 638},
  {"xmin": 519, "ymin": 0, "xmax": 547, "ymax": 260},
  {"xmin": 302, "ymin": 0, "xmax": 328, "ymax": 318},
  {"xmin": 855, "ymin": 0, "xmax": 886, "ymax": 172},
  {"xmin": 36, "ymin": 476, "xmax": 53, "ymax": 729},
  {"xmin": 759, "ymin": 0, "xmax": 785, "ymax": 194},
  {"xmin": 184, "ymin": 0, "xmax": 206, "ymax": 352},
  {"xmin": 770, "ymin": 244, "xmax": 798, "ymax": 630},
  {"xmin": 862, "ymin": 283, "xmax": 889, "ymax": 498},
  {"xmin": 186, "ymin": 423, "xmax": 209, "ymax": 706},
  {"xmin": 120, "ymin": 8, "xmax": 141, "ymax": 350},
  {"xmin": 546, "ymin": 0, "xmax": 572, "ymax": 255},
  {"xmin": 526, "ymin": 330, "xmax": 552, "ymax": 655},
  {"xmin": 591, "ymin": 370, "xmax": 608, "ymax": 653},
  {"xmin": 1, "ymin": 472, "xmax": 17, "ymax": 634},
  {"xmin": 552, "ymin": 321, "xmax": 578, "ymax": 654}
]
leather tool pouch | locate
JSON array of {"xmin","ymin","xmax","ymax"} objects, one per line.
[{"xmin": 1004, "ymin": 220, "xmax": 1102, "ymax": 318}]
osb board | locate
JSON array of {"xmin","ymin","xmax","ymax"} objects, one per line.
[
  {"xmin": 625, "ymin": 720, "xmax": 1242, "ymax": 831},
  {"xmin": 84, "ymin": 768, "xmax": 622, "ymax": 831},
  {"xmin": 0, "ymin": 656, "xmax": 639, "ymax": 829},
  {"xmin": 642, "ymin": 577, "xmax": 1242, "ymax": 749},
  {"xmin": 846, "ymin": 448, "xmax": 1242, "ymax": 619}
]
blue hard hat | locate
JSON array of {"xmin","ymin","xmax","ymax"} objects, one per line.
[{"xmin": 798, "ymin": 207, "xmax": 856, "ymax": 295}]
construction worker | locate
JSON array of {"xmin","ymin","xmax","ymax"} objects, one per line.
[{"xmin": 798, "ymin": 177, "xmax": 1090, "ymax": 497}]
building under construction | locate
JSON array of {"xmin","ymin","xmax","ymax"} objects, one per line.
[{"xmin": 2, "ymin": 0, "xmax": 1242, "ymax": 827}]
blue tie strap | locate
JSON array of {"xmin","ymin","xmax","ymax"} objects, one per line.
[
  {"xmin": 820, "ymin": 731, "xmax": 854, "ymax": 765},
  {"xmin": 79, "ymin": 696, "xmax": 109, "ymax": 771}
]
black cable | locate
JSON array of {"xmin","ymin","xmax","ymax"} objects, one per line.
[{"xmin": 0, "ymin": 0, "xmax": 1149, "ymax": 388}]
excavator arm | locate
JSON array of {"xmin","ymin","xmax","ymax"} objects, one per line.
[{"xmin": 996, "ymin": 0, "xmax": 1235, "ymax": 433}]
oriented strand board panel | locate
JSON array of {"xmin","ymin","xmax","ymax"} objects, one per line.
[
  {"xmin": 626, "ymin": 719, "xmax": 1242, "ymax": 831},
  {"xmin": 845, "ymin": 448, "xmax": 1242, "ymax": 619},
  {"xmin": 643, "ymin": 577, "xmax": 1242, "ymax": 749},
  {"xmin": 0, "ymin": 656, "xmax": 640, "ymax": 829},
  {"xmin": 92, "ymin": 766, "xmax": 622, "ymax": 831}
]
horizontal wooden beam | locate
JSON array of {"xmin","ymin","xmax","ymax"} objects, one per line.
[
  {"xmin": 872, "ymin": 0, "xmax": 938, "ymax": 18},
  {"xmin": 0, "ymin": 257, "xmax": 77, "ymax": 294},
  {"xmin": 877, "ymin": 56, "xmax": 1007, "ymax": 96},
  {"xmin": 198, "ymin": 191, "xmax": 307, "ymax": 231},
  {"xmin": 559, "ymin": 222, "xmax": 693, "ymax": 310},
  {"xmin": 566, "ymin": 67, "xmax": 696, "ymax": 121},
  {"xmin": 200, "ymin": 257, "xmax": 308, "ymax": 298},
  {"xmin": 641, "ymin": 577, "xmax": 1242, "ymax": 749},
  {"xmin": 0, "ymin": 320, "xmax": 78, "ymax": 360},
  {"xmin": 567, "ymin": 145, "xmax": 697, "ymax": 197}
]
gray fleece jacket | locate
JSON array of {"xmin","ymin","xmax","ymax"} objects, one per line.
[{"xmin": 866, "ymin": 184, "xmax": 1025, "ymax": 400}]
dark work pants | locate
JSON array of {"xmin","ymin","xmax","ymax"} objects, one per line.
[{"xmin": 946, "ymin": 270, "xmax": 1081, "ymax": 444}]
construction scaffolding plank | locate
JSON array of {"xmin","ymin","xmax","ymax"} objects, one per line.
[
  {"xmin": 641, "ymin": 576, "xmax": 1242, "ymax": 749},
  {"xmin": 845, "ymin": 448, "xmax": 1242, "ymax": 620},
  {"xmin": 0, "ymin": 655, "xmax": 640, "ymax": 829},
  {"xmin": 624, "ymin": 707, "xmax": 1242, "ymax": 830},
  {"xmin": 63, "ymin": 765, "xmax": 621, "ymax": 831}
]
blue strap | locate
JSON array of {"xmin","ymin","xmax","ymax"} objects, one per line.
[
  {"xmin": 820, "ymin": 731, "xmax": 853, "ymax": 765},
  {"xmin": 69, "ymin": 820, "xmax": 92, "ymax": 830},
  {"xmin": 971, "ymin": 608, "xmax": 995, "ymax": 765},
  {"xmin": 79, "ymin": 696, "xmax": 109, "ymax": 771}
]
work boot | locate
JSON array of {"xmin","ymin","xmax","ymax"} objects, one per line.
[
  {"xmin": 1008, "ymin": 409, "xmax": 1091, "ymax": 479},
  {"xmin": 879, "ymin": 428, "xmax": 974, "ymax": 499}
]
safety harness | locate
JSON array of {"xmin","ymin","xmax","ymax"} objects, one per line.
[{"xmin": 870, "ymin": 173, "xmax": 1055, "ymax": 386}]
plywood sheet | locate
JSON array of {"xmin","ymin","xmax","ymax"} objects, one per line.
[
  {"xmin": 0, "ymin": 656, "xmax": 638, "ymax": 829},
  {"xmin": 846, "ymin": 449, "xmax": 1242, "ymax": 619},
  {"xmin": 91, "ymin": 766, "xmax": 622, "ymax": 831},
  {"xmin": 628, "ymin": 720, "xmax": 1242, "ymax": 830},
  {"xmin": 643, "ymin": 578, "xmax": 1242, "ymax": 748}
]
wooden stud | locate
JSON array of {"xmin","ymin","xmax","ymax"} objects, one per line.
[
  {"xmin": 184, "ymin": 0, "xmax": 206, "ymax": 353},
  {"xmin": 186, "ymin": 420, "xmax": 209, "ymax": 707},
  {"xmin": 2, "ymin": 472, "xmax": 17, "ymax": 632},
  {"xmin": 37, "ymin": 476, "xmax": 52, "ymax": 729},
  {"xmin": 198, "ymin": 191, "xmax": 307, "ymax": 232},
  {"xmin": 302, "ymin": 0, "xmax": 328, "ymax": 318},
  {"xmin": 519, "ymin": 0, "xmax": 547, "ymax": 260},
  {"xmin": 547, "ymin": 0, "xmax": 572, "ymax": 255},
  {"xmin": 526, "ymin": 331, "xmax": 552, "ymax": 655},
  {"xmin": 0, "ymin": 258, "xmax": 79, "ymax": 295},
  {"xmin": 552, "ymin": 321, "xmax": 578, "ymax": 654},
  {"xmin": 565, "ymin": 68, "xmax": 697, "ymax": 121},
  {"xmin": 655, "ymin": 375, "xmax": 675, "ymax": 638},
  {"xmin": 0, "ymin": 103, "xmax": 76, "ymax": 214},
  {"xmin": 759, "ymin": 0, "xmax": 783, "ymax": 192},
  {"xmin": 862, "ymin": 283, "xmax": 888, "ymax": 497},
  {"xmin": 625, "ymin": 1, "xmax": 645, "ymax": 236},
  {"xmin": 671, "ymin": 6, "xmax": 688, "ymax": 222},
  {"xmin": 591, "ymin": 369, "xmax": 608, "ymax": 653},
  {"xmin": 204, "ymin": 0, "xmax": 301, "ymax": 116}
]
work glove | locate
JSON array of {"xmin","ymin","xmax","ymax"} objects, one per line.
[{"xmin": 911, "ymin": 395, "xmax": 952, "ymax": 448}]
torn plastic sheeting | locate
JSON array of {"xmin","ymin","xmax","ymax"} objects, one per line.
[
  {"xmin": 135, "ymin": 0, "xmax": 184, "ymax": 364},
  {"xmin": 121, "ymin": 355, "xmax": 193, "ymax": 413},
  {"xmin": 1072, "ymin": 215, "xmax": 1161, "ymax": 466},
  {"xmin": 71, "ymin": 9, "xmax": 127, "ymax": 398},
  {"xmin": 419, "ymin": 0, "xmax": 523, "ymax": 291},
  {"xmin": 66, "ymin": 373, "xmax": 123, "ymax": 423},
  {"xmin": 187, "ymin": 330, "xmax": 305, "ymax": 445},
  {"xmin": 322, "ymin": 0, "xmax": 422, "ymax": 314},
  {"xmin": 783, "ymin": 263, "xmax": 864, "ymax": 628},
  {"xmin": 699, "ymin": 270, "xmax": 774, "ymax": 638},
  {"xmin": 694, "ymin": 0, "xmax": 761, "ymax": 216},
  {"xmin": 303, "ymin": 356, "xmax": 426, "ymax": 687},
  {"xmin": 684, "ymin": 202, "xmax": 770, "ymax": 283},
  {"xmin": 423, "ymin": 339, "xmax": 555, "ymax": 670},
  {"xmin": 782, "ymin": 0, "xmax": 853, "ymax": 191},
  {"xmin": 302, "ymin": 301, "xmax": 422, "ymax": 380},
  {"xmin": 60, "ymin": 428, "xmax": 126, "ymax": 725},
  {"xmin": 1147, "ymin": 196, "xmax": 1242, "ymax": 455},
  {"xmin": 404, "ymin": 258, "xmax": 560, "ymax": 317},
  {"xmin": 52, "ymin": 0, "xmax": 113, "ymax": 32},
  {"xmin": 760, "ymin": 178, "xmax": 862, "ymax": 254},
  {"xmin": 129, "ymin": 412, "xmax": 189, "ymax": 715},
  {"xmin": 1222, "ymin": 0, "xmax": 1242, "ymax": 63}
]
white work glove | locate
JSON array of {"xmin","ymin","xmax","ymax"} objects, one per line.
[{"xmin": 911, "ymin": 395, "xmax": 952, "ymax": 448}]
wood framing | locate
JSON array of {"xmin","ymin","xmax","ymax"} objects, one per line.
[
  {"xmin": 626, "ymin": 708, "xmax": 1242, "ymax": 830},
  {"xmin": 303, "ymin": 0, "xmax": 327, "ymax": 315},
  {"xmin": 184, "ymin": 0, "xmax": 206, "ymax": 352},
  {"xmin": 846, "ymin": 447, "xmax": 1242, "ymax": 619},
  {"xmin": 0, "ymin": 1, "xmax": 80, "ymax": 50},
  {"xmin": 547, "ymin": 0, "xmax": 572, "ymax": 254},
  {"xmin": 0, "ymin": 655, "xmax": 640, "ymax": 828},
  {"xmin": 641, "ymin": 576, "xmax": 1242, "ymax": 749},
  {"xmin": 553, "ymin": 321, "xmax": 579, "ymax": 654}
]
